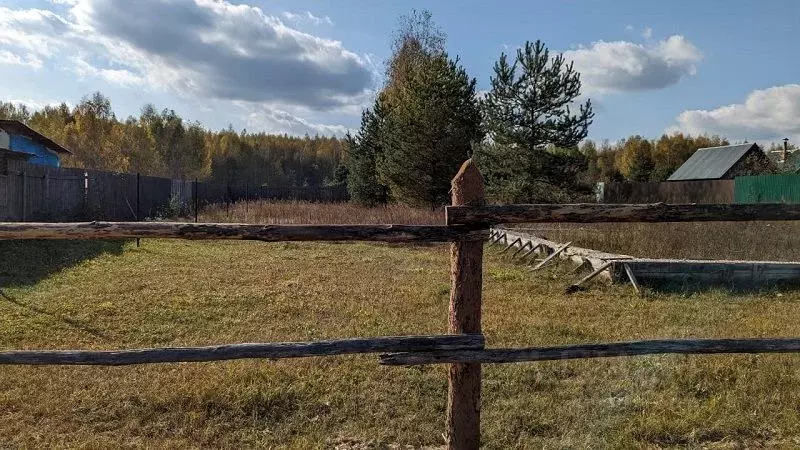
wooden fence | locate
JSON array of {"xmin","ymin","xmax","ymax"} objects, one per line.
[
  {"xmin": 5, "ymin": 160, "xmax": 800, "ymax": 449},
  {"xmin": 599, "ymin": 179, "xmax": 735, "ymax": 204},
  {"xmin": 0, "ymin": 160, "xmax": 348, "ymax": 222}
]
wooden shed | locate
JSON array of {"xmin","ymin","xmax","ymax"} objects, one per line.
[{"xmin": 668, "ymin": 143, "xmax": 777, "ymax": 181}]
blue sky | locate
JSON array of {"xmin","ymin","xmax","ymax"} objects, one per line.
[{"xmin": 1, "ymin": 0, "xmax": 798, "ymax": 144}]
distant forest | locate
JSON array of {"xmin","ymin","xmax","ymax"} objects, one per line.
[
  {"xmin": 0, "ymin": 93, "xmax": 346, "ymax": 189},
  {"xmin": 1, "ymin": 92, "xmax": 759, "ymax": 201}
]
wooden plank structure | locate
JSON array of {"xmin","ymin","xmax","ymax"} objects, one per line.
[
  {"xmin": 618, "ymin": 258, "xmax": 800, "ymax": 288},
  {"xmin": 490, "ymin": 228, "xmax": 629, "ymax": 282},
  {"xmin": 531, "ymin": 241, "xmax": 572, "ymax": 271},
  {"xmin": 7, "ymin": 161, "xmax": 800, "ymax": 449},
  {"xmin": 491, "ymin": 227, "xmax": 800, "ymax": 292}
]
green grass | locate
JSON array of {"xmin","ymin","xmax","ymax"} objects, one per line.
[{"xmin": 2, "ymin": 239, "xmax": 800, "ymax": 448}]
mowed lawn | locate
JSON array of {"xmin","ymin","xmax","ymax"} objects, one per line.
[{"xmin": 2, "ymin": 239, "xmax": 800, "ymax": 448}]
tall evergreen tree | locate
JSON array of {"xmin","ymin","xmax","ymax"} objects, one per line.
[
  {"xmin": 379, "ymin": 54, "xmax": 483, "ymax": 206},
  {"xmin": 477, "ymin": 40, "xmax": 594, "ymax": 202},
  {"xmin": 346, "ymin": 10, "xmax": 482, "ymax": 206},
  {"xmin": 346, "ymin": 104, "xmax": 389, "ymax": 206}
]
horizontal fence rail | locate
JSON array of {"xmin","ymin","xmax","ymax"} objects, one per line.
[
  {"xmin": 379, "ymin": 337, "xmax": 800, "ymax": 365},
  {"xmin": 0, "ymin": 335, "xmax": 484, "ymax": 366},
  {"xmin": 446, "ymin": 203, "xmax": 800, "ymax": 225},
  {"xmin": 0, "ymin": 222, "xmax": 488, "ymax": 243}
]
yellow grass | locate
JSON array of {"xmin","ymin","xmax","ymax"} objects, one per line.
[
  {"xmin": 2, "ymin": 236, "xmax": 800, "ymax": 448},
  {"xmin": 199, "ymin": 200, "xmax": 444, "ymax": 225}
]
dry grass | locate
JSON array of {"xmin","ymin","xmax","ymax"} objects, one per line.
[
  {"xmin": 199, "ymin": 200, "xmax": 444, "ymax": 225},
  {"xmin": 515, "ymin": 221, "xmax": 800, "ymax": 261},
  {"xmin": 198, "ymin": 200, "xmax": 800, "ymax": 262},
  {"xmin": 2, "ymin": 238, "xmax": 800, "ymax": 448}
]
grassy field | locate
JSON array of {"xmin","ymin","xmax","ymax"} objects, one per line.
[
  {"xmin": 199, "ymin": 200, "xmax": 444, "ymax": 225},
  {"xmin": 2, "ymin": 236, "xmax": 800, "ymax": 448}
]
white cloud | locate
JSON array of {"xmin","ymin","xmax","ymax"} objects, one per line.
[
  {"xmin": 2, "ymin": 98, "xmax": 72, "ymax": 110},
  {"xmin": 282, "ymin": 11, "xmax": 333, "ymax": 26},
  {"xmin": 70, "ymin": 55, "xmax": 144, "ymax": 86},
  {"xmin": 564, "ymin": 35, "xmax": 702, "ymax": 95},
  {"xmin": 66, "ymin": 0, "xmax": 373, "ymax": 109},
  {"xmin": 642, "ymin": 27, "xmax": 653, "ymax": 39},
  {"xmin": 0, "ymin": 0, "xmax": 374, "ymax": 135},
  {"xmin": 670, "ymin": 84, "xmax": 800, "ymax": 142},
  {"xmin": 0, "ymin": 7, "xmax": 70, "ymax": 57},
  {"xmin": 239, "ymin": 102, "xmax": 349, "ymax": 136},
  {"xmin": 0, "ymin": 49, "xmax": 43, "ymax": 68}
]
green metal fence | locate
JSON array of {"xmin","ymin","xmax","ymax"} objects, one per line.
[{"xmin": 735, "ymin": 174, "xmax": 800, "ymax": 204}]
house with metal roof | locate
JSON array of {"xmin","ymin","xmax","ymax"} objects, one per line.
[
  {"xmin": 668, "ymin": 143, "xmax": 777, "ymax": 181},
  {"xmin": 0, "ymin": 120, "xmax": 71, "ymax": 171}
]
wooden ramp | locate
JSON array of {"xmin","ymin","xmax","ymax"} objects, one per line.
[{"xmin": 491, "ymin": 227, "xmax": 800, "ymax": 292}]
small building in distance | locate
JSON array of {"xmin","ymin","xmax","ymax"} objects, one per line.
[
  {"xmin": 668, "ymin": 143, "xmax": 777, "ymax": 181},
  {"xmin": 0, "ymin": 120, "xmax": 71, "ymax": 170}
]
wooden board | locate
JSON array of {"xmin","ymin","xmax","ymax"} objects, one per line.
[
  {"xmin": 0, "ymin": 222, "xmax": 488, "ymax": 243},
  {"xmin": 449, "ymin": 203, "xmax": 800, "ymax": 226},
  {"xmin": 612, "ymin": 259, "xmax": 800, "ymax": 287}
]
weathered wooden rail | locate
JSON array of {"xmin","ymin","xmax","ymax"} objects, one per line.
[
  {"xmin": 0, "ymin": 335, "xmax": 483, "ymax": 366},
  {"xmin": 0, "ymin": 222, "xmax": 485, "ymax": 243},
  {"xmin": 447, "ymin": 202, "xmax": 800, "ymax": 225},
  {"xmin": 6, "ymin": 160, "xmax": 800, "ymax": 449},
  {"xmin": 380, "ymin": 337, "xmax": 800, "ymax": 365}
]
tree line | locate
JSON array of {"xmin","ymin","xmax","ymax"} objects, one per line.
[
  {"xmin": 0, "ymin": 94, "xmax": 345, "ymax": 189},
  {"xmin": 581, "ymin": 133, "xmax": 730, "ymax": 184}
]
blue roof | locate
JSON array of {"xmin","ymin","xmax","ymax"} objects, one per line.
[{"xmin": 668, "ymin": 143, "xmax": 758, "ymax": 181}]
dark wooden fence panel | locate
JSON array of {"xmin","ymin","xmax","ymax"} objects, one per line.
[
  {"xmin": 85, "ymin": 170, "xmax": 139, "ymax": 221},
  {"xmin": 601, "ymin": 180, "xmax": 734, "ymax": 204},
  {"xmin": 0, "ymin": 162, "xmax": 350, "ymax": 222},
  {"xmin": 137, "ymin": 174, "xmax": 173, "ymax": 219},
  {"xmin": 2, "ymin": 162, "xmax": 85, "ymax": 221}
]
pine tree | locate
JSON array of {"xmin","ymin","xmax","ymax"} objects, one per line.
[
  {"xmin": 346, "ymin": 104, "xmax": 389, "ymax": 206},
  {"xmin": 346, "ymin": 10, "xmax": 482, "ymax": 207},
  {"xmin": 477, "ymin": 40, "xmax": 594, "ymax": 202},
  {"xmin": 378, "ymin": 54, "xmax": 483, "ymax": 206}
]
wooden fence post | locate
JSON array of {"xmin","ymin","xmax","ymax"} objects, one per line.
[
  {"xmin": 194, "ymin": 178, "xmax": 199, "ymax": 223},
  {"xmin": 21, "ymin": 168, "xmax": 26, "ymax": 221},
  {"xmin": 447, "ymin": 159, "xmax": 484, "ymax": 449}
]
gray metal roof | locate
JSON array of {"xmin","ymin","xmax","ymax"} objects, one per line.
[{"xmin": 668, "ymin": 143, "xmax": 758, "ymax": 181}]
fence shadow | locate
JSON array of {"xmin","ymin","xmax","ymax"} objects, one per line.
[{"xmin": 0, "ymin": 239, "xmax": 128, "ymax": 288}]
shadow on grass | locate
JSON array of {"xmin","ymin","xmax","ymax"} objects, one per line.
[
  {"xmin": 0, "ymin": 289, "xmax": 109, "ymax": 339},
  {"xmin": 0, "ymin": 239, "xmax": 127, "ymax": 340},
  {"xmin": 0, "ymin": 239, "xmax": 128, "ymax": 288}
]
